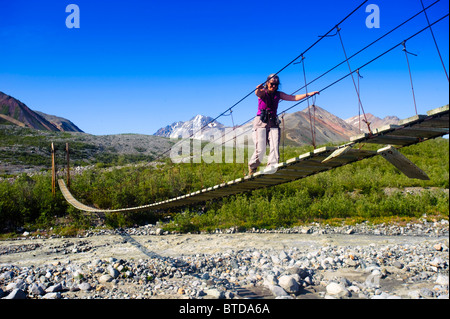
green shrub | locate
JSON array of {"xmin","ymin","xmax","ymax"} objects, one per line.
[{"xmin": 1, "ymin": 138, "xmax": 448, "ymax": 234}]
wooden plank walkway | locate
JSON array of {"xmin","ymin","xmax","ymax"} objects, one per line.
[{"xmin": 59, "ymin": 105, "xmax": 449, "ymax": 213}]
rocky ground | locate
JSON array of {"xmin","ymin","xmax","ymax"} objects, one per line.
[{"xmin": 0, "ymin": 219, "xmax": 448, "ymax": 300}]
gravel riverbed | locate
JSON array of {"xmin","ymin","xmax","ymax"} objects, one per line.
[{"xmin": 0, "ymin": 219, "xmax": 448, "ymax": 300}]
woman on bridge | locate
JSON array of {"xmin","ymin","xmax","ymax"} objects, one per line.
[{"xmin": 248, "ymin": 74, "xmax": 319, "ymax": 175}]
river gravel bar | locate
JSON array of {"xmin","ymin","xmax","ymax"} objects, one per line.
[{"xmin": 0, "ymin": 220, "xmax": 448, "ymax": 300}]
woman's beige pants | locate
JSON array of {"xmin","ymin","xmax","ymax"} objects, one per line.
[{"xmin": 248, "ymin": 116, "xmax": 280, "ymax": 171}]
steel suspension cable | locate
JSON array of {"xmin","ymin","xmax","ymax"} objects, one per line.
[
  {"xmin": 357, "ymin": 69, "xmax": 363, "ymax": 132},
  {"xmin": 272, "ymin": 0, "xmax": 368, "ymax": 77},
  {"xmin": 420, "ymin": 0, "xmax": 449, "ymax": 81},
  {"xmin": 209, "ymin": 12, "xmax": 450, "ymax": 155},
  {"xmin": 155, "ymin": 4, "xmax": 448, "ymax": 165},
  {"xmin": 278, "ymin": 12, "xmax": 449, "ymax": 117},
  {"xmin": 289, "ymin": 0, "xmax": 440, "ymax": 97},
  {"xmin": 151, "ymin": 0, "xmax": 369, "ymax": 161}
]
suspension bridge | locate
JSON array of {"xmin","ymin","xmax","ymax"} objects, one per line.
[
  {"xmin": 56, "ymin": 0, "xmax": 449, "ymax": 214},
  {"xmin": 58, "ymin": 105, "xmax": 449, "ymax": 214}
]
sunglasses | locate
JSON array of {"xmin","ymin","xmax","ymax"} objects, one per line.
[{"xmin": 268, "ymin": 82, "xmax": 279, "ymax": 87}]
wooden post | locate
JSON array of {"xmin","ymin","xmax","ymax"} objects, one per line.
[
  {"xmin": 51, "ymin": 143, "xmax": 56, "ymax": 197},
  {"xmin": 66, "ymin": 143, "xmax": 70, "ymax": 189}
]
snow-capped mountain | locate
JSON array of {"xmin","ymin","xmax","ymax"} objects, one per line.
[
  {"xmin": 153, "ymin": 115, "xmax": 226, "ymax": 141},
  {"xmin": 345, "ymin": 113, "xmax": 400, "ymax": 133}
]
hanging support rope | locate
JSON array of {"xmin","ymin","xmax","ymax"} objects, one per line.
[
  {"xmin": 230, "ymin": 109, "xmax": 237, "ymax": 154},
  {"xmin": 281, "ymin": 112, "xmax": 286, "ymax": 162},
  {"xmin": 336, "ymin": 27, "xmax": 373, "ymax": 135},
  {"xmin": 310, "ymin": 95, "xmax": 317, "ymax": 148},
  {"xmin": 227, "ymin": 108, "xmax": 236, "ymax": 145},
  {"xmin": 420, "ymin": 0, "xmax": 449, "ymax": 81},
  {"xmin": 402, "ymin": 41, "xmax": 418, "ymax": 115},
  {"xmin": 356, "ymin": 69, "xmax": 364, "ymax": 132},
  {"xmin": 221, "ymin": 108, "xmax": 237, "ymax": 149},
  {"xmin": 298, "ymin": 55, "xmax": 317, "ymax": 149}
]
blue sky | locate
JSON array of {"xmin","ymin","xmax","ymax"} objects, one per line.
[{"xmin": 1, "ymin": 0, "xmax": 448, "ymax": 135}]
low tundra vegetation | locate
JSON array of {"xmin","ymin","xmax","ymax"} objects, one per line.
[{"xmin": 0, "ymin": 138, "xmax": 448, "ymax": 235}]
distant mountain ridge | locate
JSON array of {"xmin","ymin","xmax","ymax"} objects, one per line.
[
  {"xmin": 1, "ymin": 90, "xmax": 400, "ymax": 142},
  {"xmin": 34, "ymin": 111, "xmax": 83, "ymax": 133},
  {"xmin": 0, "ymin": 91, "xmax": 83, "ymax": 133},
  {"xmin": 345, "ymin": 113, "xmax": 400, "ymax": 133},
  {"xmin": 154, "ymin": 106, "xmax": 400, "ymax": 146}
]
